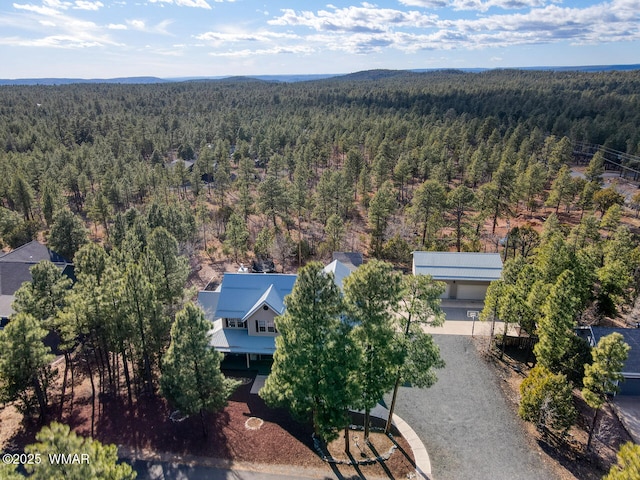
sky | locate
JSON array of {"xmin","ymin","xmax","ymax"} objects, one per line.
[{"xmin": 0, "ymin": 0, "xmax": 639, "ymax": 79}]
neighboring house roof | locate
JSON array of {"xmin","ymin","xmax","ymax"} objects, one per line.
[
  {"xmin": 209, "ymin": 319, "xmax": 276, "ymax": 355},
  {"xmin": 0, "ymin": 241, "xmax": 73, "ymax": 319},
  {"xmin": 579, "ymin": 326, "xmax": 640, "ymax": 376},
  {"xmin": 412, "ymin": 252, "xmax": 503, "ymax": 282},
  {"xmin": 332, "ymin": 252, "xmax": 363, "ymax": 268},
  {"xmin": 324, "ymin": 259, "xmax": 354, "ymax": 291},
  {"xmin": 212, "ymin": 273, "xmax": 297, "ymax": 320}
]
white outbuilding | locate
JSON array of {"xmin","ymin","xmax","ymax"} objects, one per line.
[{"xmin": 412, "ymin": 251, "xmax": 503, "ymax": 301}]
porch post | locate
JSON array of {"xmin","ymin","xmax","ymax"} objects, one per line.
[{"xmin": 246, "ymin": 353, "xmax": 250, "ymax": 369}]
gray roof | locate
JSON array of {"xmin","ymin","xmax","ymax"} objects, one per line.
[
  {"xmin": 212, "ymin": 273, "xmax": 297, "ymax": 320},
  {"xmin": 0, "ymin": 294, "xmax": 15, "ymax": 320},
  {"xmin": 197, "ymin": 289, "xmax": 220, "ymax": 322},
  {"xmin": 208, "ymin": 319, "xmax": 276, "ymax": 355},
  {"xmin": 324, "ymin": 259, "xmax": 354, "ymax": 291},
  {"xmin": 584, "ymin": 327, "xmax": 640, "ymax": 375},
  {"xmin": 332, "ymin": 252, "xmax": 363, "ymax": 268},
  {"xmin": 0, "ymin": 241, "xmax": 73, "ymax": 319},
  {"xmin": 0, "ymin": 240, "xmax": 70, "ymax": 264},
  {"xmin": 413, "ymin": 252, "xmax": 503, "ymax": 282}
]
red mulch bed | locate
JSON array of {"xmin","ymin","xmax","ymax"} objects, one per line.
[{"xmin": 1, "ymin": 368, "xmax": 416, "ymax": 479}]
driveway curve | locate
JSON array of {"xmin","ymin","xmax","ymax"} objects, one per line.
[{"xmin": 385, "ymin": 335, "xmax": 560, "ymax": 480}]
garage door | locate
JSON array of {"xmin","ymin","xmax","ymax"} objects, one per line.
[
  {"xmin": 440, "ymin": 282, "xmax": 451, "ymax": 299},
  {"xmin": 620, "ymin": 379, "xmax": 640, "ymax": 396},
  {"xmin": 457, "ymin": 283, "xmax": 488, "ymax": 300}
]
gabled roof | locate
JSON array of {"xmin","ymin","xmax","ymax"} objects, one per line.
[
  {"xmin": 0, "ymin": 240, "xmax": 70, "ymax": 265},
  {"xmin": 332, "ymin": 252, "xmax": 363, "ymax": 268},
  {"xmin": 242, "ymin": 284, "xmax": 285, "ymax": 321},
  {"xmin": 412, "ymin": 252, "xmax": 503, "ymax": 282},
  {"xmin": 324, "ymin": 259, "xmax": 354, "ymax": 291},
  {"xmin": 0, "ymin": 241, "xmax": 73, "ymax": 319},
  {"xmin": 213, "ymin": 273, "xmax": 297, "ymax": 320},
  {"xmin": 581, "ymin": 327, "xmax": 640, "ymax": 375}
]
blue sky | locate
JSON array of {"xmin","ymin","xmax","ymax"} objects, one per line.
[{"xmin": 0, "ymin": 0, "xmax": 638, "ymax": 78}]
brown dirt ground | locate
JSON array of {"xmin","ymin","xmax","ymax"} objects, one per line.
[
  {"xmin": 484, "ymin": 344, "xmax": 634, "ymax": 480},
  {"xmin": 0, "ymin": 365, "xmax": 415, "ymax": 479}
]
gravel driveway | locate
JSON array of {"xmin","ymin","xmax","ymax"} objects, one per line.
[{"xmin": 385, "ymin": 335, "xmax": 560, "ymax": 480}]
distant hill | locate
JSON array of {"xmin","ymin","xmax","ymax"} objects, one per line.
[
  {"xmin": 1, "ymin": 64, "xmax": 638, "ymax": 86},
  {"xmin": 0, "ymin": 76, "xmax": 167, "ymax": 86}
]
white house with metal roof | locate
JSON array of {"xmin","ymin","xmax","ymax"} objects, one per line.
[
  {"xmin": 198, "ymin": 260, "xmax": 356, "ymax": 367},
  {"xmin": 412, "ymin": 251, "xmax": 503, "ymax": 301}
]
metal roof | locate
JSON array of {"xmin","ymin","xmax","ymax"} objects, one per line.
[
  {"xmin": 208, "ymin": 319, "xmax": 276, "ymax": 355},
  {"xmin": 212, "ymin": 273, "xmax": 297, "ymax": 320},
  {"xmin": 412, "ymin": 252, "xmax": 503, "ymax": 282},
  {"xmin": 586, "ymin": 327, "xmax": 640, "ymax": 375},
  {"xmin": 323, "ymin": 259, "xmax": 354, "ymax": 291}
]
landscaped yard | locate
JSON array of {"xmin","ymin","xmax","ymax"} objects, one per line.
[{"xmin": 0, "ymin": 363, "xmax": 416, "ymax": 479}]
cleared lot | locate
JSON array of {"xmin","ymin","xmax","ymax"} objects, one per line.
[{"xmin": 385, "ymin": 335, "xmax": 560, "ymax": 480}]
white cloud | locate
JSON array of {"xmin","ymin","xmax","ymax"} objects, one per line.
[
  {"xmin": 398, "ymin": 0, "xmax": 556, "ymax": 10},
  {"xmin": 269, "ymin": 4, "xmax": 438, "ymax": 33},
  {"xmin": 126, "ymin": 18, "xmax": 173, "ymax": 34},
  {"xmin": 196, "ymin": 30, "xmax": 299, "ymax": 45},
  {"xmin": 209, "ymin": 45, "xmax": 313, "ymax": 57},
  {"xmin": 73, "ymin": 0, "xmax": 103, "ymax": 10},
  {"xmin": 148, "ymin": 0, "xmax": 212, "ymax": 8},
  {"xmin": 108, "ymin": 23, "xmax": 127, "ymax": 30},
  {"xmin": 265, "ymin": 1, "xmax": 640, "ymax": 55}
]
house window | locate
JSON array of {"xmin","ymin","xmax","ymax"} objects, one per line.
[
  {"xmin": 267, "ymin": 320, "xmax": 276, "ymax": 333},
  {"xmin": 225, "ymin": 318, "xmax": 244, "ymax": 328},
  {"xmin": 257, "ymin": 320, "xmax": 266, "ymax": 332}
]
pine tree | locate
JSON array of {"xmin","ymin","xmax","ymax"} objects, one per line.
[
  {"xmin": 411, "ymin": 179, "xmax": 446, "ymax": 247},
  {"xmin": 161, "ymin": 303, "xmax": 239, "ymax": 436},
  {"xmin": 48, "ymin": 209, "xmax": 89, "ymax": 261},
  {"xmin": 604, "ymin": 442, "xmax": 640, "ymax": 480},
  {"xmin": 224, "ymin": 212, "xmax": 249, "ymax": 263},
  {"xmin": 260, "ymin": 262, "xmax": 357, "ymax": 445},
  {"xmin": 582, "ymin": 332, "xmax": 630, "ymax": 452},
  {"xmin": 25, "ymin": 422, "xmax": 136, "ymax": 480},
  {"xmin": 534, "ymin": 270, "xmax": 581, "ymax": 374},
  {"xmin": 385, "ymin": 274, "xmax": 446, "ymax": 433},
  {"xmin": 518, "ymin": 365, "xmax": 576, "ymax": 436},
  {"xmin": 0, "ymin": 313, "xmax": 54, "ymax": 420},
  {"xmin": 344, "ymin": 260, "xmax": 403, "ymax": 441},
  {"xmin": 367, "ymin": 181, "xmax": 396, "ymax": 257},
  {"xmin": 13, "ymin": 260, "xmax": 72, "ymax": 328}
]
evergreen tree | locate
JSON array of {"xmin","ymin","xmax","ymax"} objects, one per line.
[
  {"xmin": 13, "ymin": 260, "xmax": 72, "ymax": 328},
  {"xmin": 367, "ymin": 181, "xmax": 396, "ymax": 257},
  {"xmin": 534, "ymin": 270, "xmax": 581, "ymax": 374},
  {"xmin": 224, "ymin": 212, "xmax": 250, "ymax": 263},
  {"xmin": 161, "ymin": 303, "xmax": 238, "ymax": 436},
  {"xmin": 546, "ymin": 165, "xmax": 574, "ymax": 213},
  {"xmin": 48, "ymin": 209, "xmax": 89, "ymax": 261},
  {"xmin": 411, "ymin": 179, "xmax": 446, "ymax": 247},
  {"xmin": 582, "ymin": 332, "xmax": 630, "ymax": 452},
  {"xmin": 261, "ymin": 263, "xmax": 357, "ymax": 445},
  {"xmin": 0, "ymin": 313, "xmax": 54, "ymax": 420},
  {"xmin": 147, "ymin": 226, "xmax": 189, "ymax": 305},
  {"xmin": 344, "ymin": 260, "xmax": 403, "ymax": 441},
  {"xmin": 385, "ymin": 274, "xmax": 446, "ymax": 433},
  {"xmin": 584, "ymin": 150, "xmax": 605, "ymax": 184},
  {"xmin": 25, "ymin": 422, "xmax": 136, "ymax": 480},
  {"xmin": 518, "ymin": 365, "xmax": 576, "ymax": 436},
  {"xmin": 604, "ymin": 442, "xmax": 640, "ymax": 480},
  {"xmin": 447, "ymin": 185, "xmax": 474, "ymax": 252}
]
